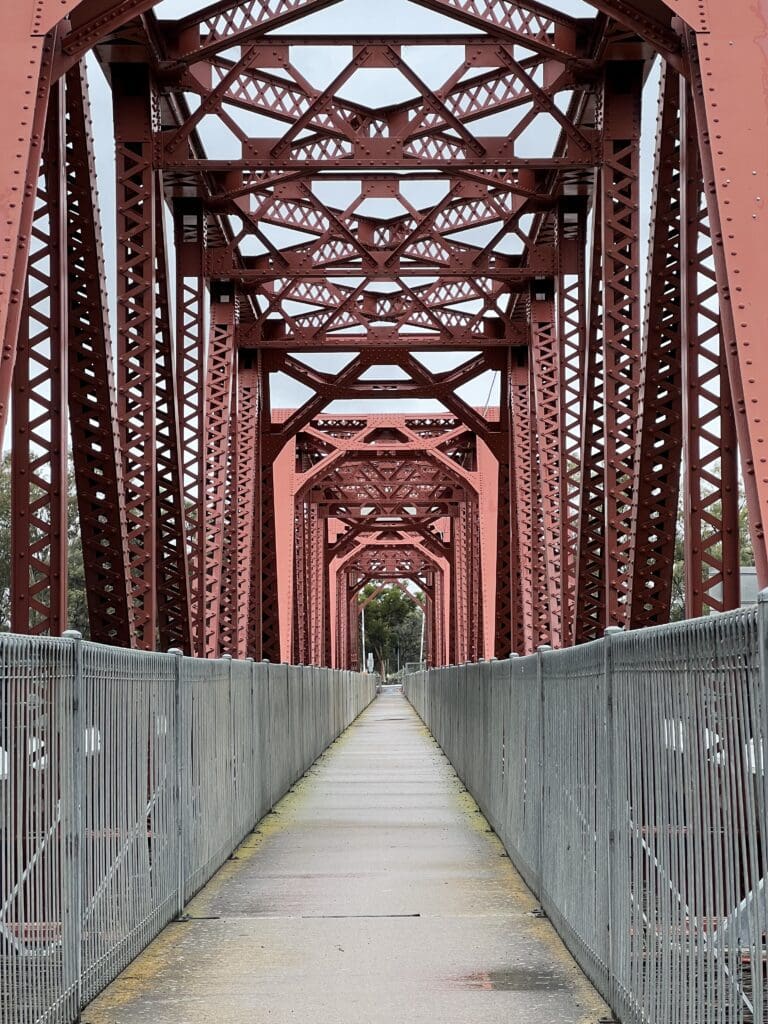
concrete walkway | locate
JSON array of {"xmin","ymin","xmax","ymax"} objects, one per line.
[{"xmin": 84, "ymin": 688, "xmax": 608, "ymax": 1023}]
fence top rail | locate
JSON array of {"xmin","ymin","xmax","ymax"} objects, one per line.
[{"xmin": 403, "ymin": 598, "xmax": 767, "ymax": 675}]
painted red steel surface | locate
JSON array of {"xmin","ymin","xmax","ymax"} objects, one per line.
[{"xmin": 0, "ymin": 0, "xmax": 766, "ymax": 662}]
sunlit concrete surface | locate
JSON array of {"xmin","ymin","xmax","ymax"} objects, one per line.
[{"xmin": 83, "ymin": 687, "xmax": 608, "ymax": 1024}]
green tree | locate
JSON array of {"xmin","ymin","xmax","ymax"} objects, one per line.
[{"xmin": 359, "ymin": 583, "xmax": 424, "ymax": 677}]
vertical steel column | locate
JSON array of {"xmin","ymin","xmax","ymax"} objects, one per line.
[
  {"xmin": 530, "ymin": 288, "xmax": 564, "ymax": 647},
  {"xmin": 154, "ymin": 187, "xmax": 192, "ymax": 653},
  {"xmin": 0, "ymin": 25, "xmax": 57, "ymax": 450},
  {"xmin": 246, "ymin": 355, "xmax": 265, "ymax": 661},
  {"xmin": 575, "ymin": 179, "xmax": 606, "ymax": 642},
  {"xmin": 494, "ymin": 453, "xmax": 515, "ymax": 657},
  {"xmin": 292, "ymin": 499, "xmax": 310, "ymax": 664},
  {"xmin": 430, "ymin": 574, "xmax": 441, "ymax": 667},
  {"xmin": 675, "ymin": 8, "xmax": 768, "ymax": 588},
  {"xmin": 335, "ymin": 573, "xmax": 347, "ymax": 669},
  {"xmin": 230, "ymin": 357, "xmax": 259, "ymax": 659},
  {"xmin": 203, "ymin": 289, "xmax": 236, "ymax": 657},
  {"xmin": 348, "ymin": 585, "xmax": 359, "ymax": 671},
  {"xmin": 65, "ymin": 61, "xmax": 134, "ymax": 646},
  {"xmin": 467, "ymin": 499, "xmax": 484, "ymax": 660},
  {"xmin": 510, "ymin": 348, "xmax": 537, "ymax": 651},
  {"xmin": 556, "ymin": 198, "xmax": 587, "ymax": 645},
  {"xmin": 529, "ymin": 353, "xmax": 551, "ymax": 650},
  {"xmin": 11, "ymin": 79, "xmax": 68, "ymax": 635},
  {"xmin": 218, "ymin": 359, "xmax": 240, "ymax": 657},
  {"xmin": 494, "ymin": 351, "xmax": 520, "ymax": 657},
  {"xmin": 247, "ymin": 357, "xmax": 281, "ymax": 663},
  {"xmin": 445, "ymin": 542, "xmax": 458, "ymax": 665},
  {"xmin": 453, "ymin": 504, "xmax": 470, "ymax": 663},
  {"xmin": 293, "ymin": 499, "xmax": 325, "ymax": 664},
  {"xmin": 322, "ymin": 530, "xmax": 333, "ymax": 666},
  {"xmin": 686, "ymin": 34, "xmax": 768, "ymax": 586},
  {"xmin": 601, "ymin": 62, "xmax": 644, "ymax": 628},
  {"xmin": 112, "ymin": 64, "xmax": 158, "ymax": 649},
  {"xmin": 260, "ymin": 448, "xmax": 282, "ymax": 663},
  {"xmin": 309, "ymin": 504, "xmax": 325, "ymax": 665},
  {"xmin": 680, "ymin": 85, "xmax": 740, "ymax": 616},
  {"xmin": 629, "ymin": 68, "xmax": 683, "ymax": 628},
  {"xmin": 173, "ymin": 200, "xmax": 207, "ymax": 656}
]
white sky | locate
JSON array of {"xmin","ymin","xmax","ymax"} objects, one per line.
[{"xmin": 87, "ymin": 0, "xmax": 661, "ymax": 415}]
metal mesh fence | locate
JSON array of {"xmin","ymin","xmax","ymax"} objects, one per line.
[
  {"xmin": 405, "ymin": 604, "xmax": 768, "ymax": 1024},
  {"xmin": 1, "ymin": 638, "xmax": 375, "ymax": 1023}
]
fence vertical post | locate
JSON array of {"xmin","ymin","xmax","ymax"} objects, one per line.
[
  {"xmin": 221, "ymin": 654, "xmax": 236, "ymax": 852},
  {"xmin": 536, "ymin": 645, "xmax": 551, "ymax": 902},
  {"xmin": 245, "ymin": 658, "xmax": 256, "ymax": 827},
  {"xmin": 168, "ymin": 649, "xmax": 185, "ymax": 920},
  {"xmin": 262, "ymin": 660, "xmax": 274, "ymax": 810},
  {"xmin": 62, "ymin": 630, "xmax": 83, "ymax": 1016},
  {"xmin": 603, "ymin": 626, "xmax": 622, "ymax": 1007}
]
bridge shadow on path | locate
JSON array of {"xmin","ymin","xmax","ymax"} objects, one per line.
[{"xmin": 83, "ymin": 688, "xmax": 608, "ymax": 1024}]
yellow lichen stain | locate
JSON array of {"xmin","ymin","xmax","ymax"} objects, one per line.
[
  {"xmin": 87, "ymin": 733, "xmax": 350, "ymax": 1019},
  {"xmin": 85, "ymin": 920, "xmax": 193, "ymax": 1018},
  {"xmin": 427, "ymin": 734, "xmax": 610, "ymax": 1022}
]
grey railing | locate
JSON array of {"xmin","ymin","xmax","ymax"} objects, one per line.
[
  {"xmin": 0, "ymin": 635, "xmax": 375, "ymax": 1023},
  {"xmin": 405, "ymin": 603, "xmax": 768, "ymax": 1024}
]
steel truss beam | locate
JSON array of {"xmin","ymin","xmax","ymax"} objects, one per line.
[
  {"xmin": 628, "ymin": 67, "xmax": 683, "ymax": 628},
  {"xmin": 154, "ymin": 187, "xmax": 193, "ymax": 652},
  {"xmin": 203, "ymin": 294, "xmax": 236, "ymax": 657},
  {"xmin": 112, "ymin": 64, "xmax": 159, "ymax": 649},
  {"xmin": 574, "ymin": 172, "xmax": 606, "ymax": 643},
  {"xmin": 4, "ymin": 0, "xmax": 767, "ymax": 661},
  {"xmin": 11, "ymin": 81, "xmax": 68, "ymax": 636},
  {"xmin": 247, "ymin": 356, "xmax": 281, "ymax": 662},
  {"xmin": 66, "ymin": 61, "xmax": 134, "ymax": 646},
  {"xmin": 680, "ymin": 84, "xmax": 740, "ymax": 617},
  {"xmin": 601, "ymin": 62, "xmax": 644, "ymax": 629},
  {"xmin": 530, "ymin": 291, "xmax": 564, "ymax": 646},
  {"xmin": 174, "ymin": 200, "xmax": 208, "ymax": 655}
]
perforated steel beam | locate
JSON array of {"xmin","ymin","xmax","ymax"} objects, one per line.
[
  {"xmin": 66, "ymin": 61, "xmax": 134, "ymax": 645},
  {"xmin": 11, "ymin": 80, "xmax": 68, "ymax": 636}
]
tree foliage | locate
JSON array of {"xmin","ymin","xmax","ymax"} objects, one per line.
[{"xmin": 359, "ymin": 583, "xmax": 424, "ymax": 677}]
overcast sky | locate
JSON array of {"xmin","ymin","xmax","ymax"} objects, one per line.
[{"xmin": 87, "ymin": 0, "xmax": 660, "ymax": 415}]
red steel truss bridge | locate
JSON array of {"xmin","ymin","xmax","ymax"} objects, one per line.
[
  {"xmin": 0, "ymin": 0, "xmax": 766, "ymax": 665},
  {"xmin": 4, "ymin": 6, "xmax": 768, "ymax": 1024}
]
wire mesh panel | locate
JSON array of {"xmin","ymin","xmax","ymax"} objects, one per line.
[
  {"xmin": 252, "ymin": 663, "xmax": 271, "ymax": 821},
  {"xmin": 498, "ymin": 654, "xmax": 541, "ymax": 893},
  {"xmin": 0, "ymin": 636, "xmax": 76, "ymax": 1024},
  {"xmin": 80, "ymin": 643, "xmax": 177, "ymax": 1003},
  {"xmin": 403, "ymin": 603, "xmax": 768, "ymax": 1024},
  {"xmin": 610, "ymin": 612, "xmax": 767, "ymax": 1024},
  {"xmin": 231, "ymin": 660, "xmax": 257, "ymax": 850},
  {"xmin": 2, "ymin": 635, "xmax": 373, "ymax": 1024},
  {"xmin": 268, "ymin": 664, "xmax": 290, "ymax": 806},
  {"xmin": 181, "ymin": 657, "xmax": 232, "ymax": 901},
  {"xmin": 540, "ymin": 639, "xmax": 609, "ymax": 997}
]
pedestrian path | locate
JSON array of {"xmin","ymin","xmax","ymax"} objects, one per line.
[{"xmin": 84, "ymin": 687, "xmax": 608, "ymax": 1023}]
